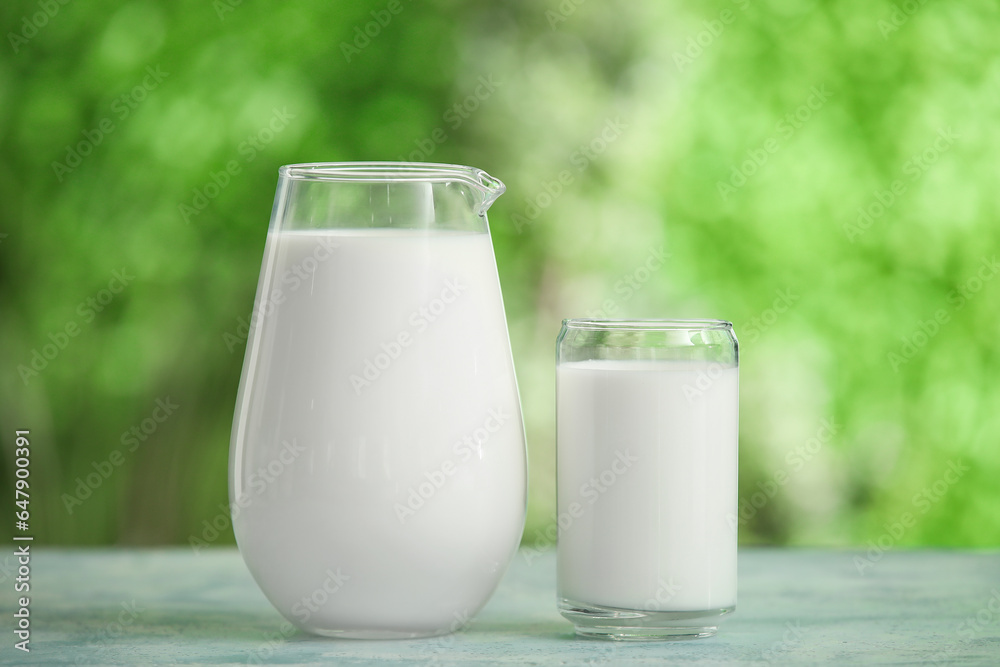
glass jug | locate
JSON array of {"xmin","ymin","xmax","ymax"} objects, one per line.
[{"xmin": 229, "ymin": 162, "xmax": 527, "ymax": 638}]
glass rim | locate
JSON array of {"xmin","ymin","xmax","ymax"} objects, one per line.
[
  {"xmin": 278, "ymin": 162, "xmax": 504, "ymax": 192},
  {"xmin": 561, "ymin": 318, "xmax": 733, "ymax": 332}
]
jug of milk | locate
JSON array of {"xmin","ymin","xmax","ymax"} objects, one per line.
[{"xmin": 229, "ymin": 163, "xmax": 527, "ymax": 638}]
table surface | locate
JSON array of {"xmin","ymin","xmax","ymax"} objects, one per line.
[{"xmin": 2, "ymin": 547, "xmax": 999, "ymax": 665}]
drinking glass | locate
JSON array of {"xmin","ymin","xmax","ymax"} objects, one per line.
[{"xmin": 556, "ymin": 319, "xmax": 738, "ymax": 640}]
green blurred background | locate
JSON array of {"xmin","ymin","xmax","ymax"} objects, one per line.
[{"xmin": 1, "ymin": 0, "xmax": 998, "ymax": 548}]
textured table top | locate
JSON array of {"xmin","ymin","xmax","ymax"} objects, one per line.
[{"xmin": 2, "ymin": 547, "xmax": 999, "ymax": 665}]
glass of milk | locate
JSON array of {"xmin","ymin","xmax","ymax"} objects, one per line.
[
  {"xmin": 556, "ymin": 319, "xmax": 738, "ymax": 640},
  {"xmin": 230, "ymin": 163, "xmax": 527, "ymax": 638}
]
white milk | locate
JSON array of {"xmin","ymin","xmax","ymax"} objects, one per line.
[
  {"xmin": 231, "ymin": 229, "xmax": 526, "ymax": 637},
  {"xmin": 556, "ymin": 359, "xmax": 737, "ymax": 612}
]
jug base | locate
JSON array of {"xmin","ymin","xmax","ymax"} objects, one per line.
[{"xmin": 303, "ymin": 626, "xmax": 457, "ymax": 640}]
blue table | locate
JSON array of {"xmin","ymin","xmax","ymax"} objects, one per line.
[{"xmin": 3, "ymin": 548, "xmax": 999, "ymax": 665}]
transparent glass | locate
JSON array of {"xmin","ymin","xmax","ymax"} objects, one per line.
[
  {"xmin": 230, "ymin": 163, "xmax": 527, "ymax": 639},
  {"xmin": 556, "ymin": 319, "xmax": 738, "ymax": 640}
]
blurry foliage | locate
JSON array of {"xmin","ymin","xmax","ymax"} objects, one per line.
[{"xmin": 1, "ymin": 0, "xmax": 998, "ymax": 547}]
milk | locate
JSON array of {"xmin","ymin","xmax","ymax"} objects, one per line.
[
  {"xmin": 231, "ymin": 229, "xmax": 526, "ymax": 637},
  {"xmin": 556, "ymin": 359, "xmax": 737, "ymax": 612}
]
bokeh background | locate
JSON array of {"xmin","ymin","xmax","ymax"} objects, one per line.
[{"xmin": 1, "ymin": 0, "xmax": 998, "ymax": 548}]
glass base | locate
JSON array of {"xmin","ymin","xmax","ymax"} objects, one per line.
[{"xmin": 558, "ymin": 597, "xmax": 734, "ymax": 641}]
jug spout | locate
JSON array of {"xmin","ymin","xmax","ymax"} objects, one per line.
[{"xmin": 472, "ymin": 169, "xmax": 505, "ymax": 216}]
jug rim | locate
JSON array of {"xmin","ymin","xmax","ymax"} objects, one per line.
[
  {"xmin": 279, "ymin": 162, "xmax": 503, "ymax": 190},
  {"xmin": 278, "ymin": 162, "xmax": 505, "ymax": 216}
]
